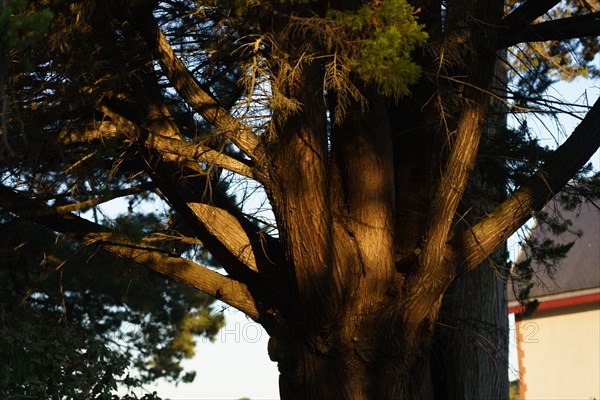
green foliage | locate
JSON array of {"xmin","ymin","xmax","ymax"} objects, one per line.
[
  {"xmin": 479, "ymin": 122, "xmax": 550, "ymax": 187},
  {"xmin": 328, "ymin": 0, "xmax": 427, "ymax": 97},
  {"xmin": 0, "ymin": 4, "xmax": 232, "ymax": 394},
  {"xmin": 0, "ymin": 312, "xmax": 133, "ymax": 399},
  {"xmin": 509, "ymin": 380, "xmax": 520, "ymax": 400},
  {"xmin": 223, "ymin": 0, "xmax": 427, "ymax": 125},
  {"xmin": 0, "ymin": 211, "xmax": 224, "ymax": 398},
  {"xmin": 0, "ymin": 0, "xmax": 53, "ymax": 68},
  {"xmin": 509, "ymin": 260, "xmax": 539, "ymax": 317},
  {"xmin": 509, "ymin": 175, "xmax": 600, "ymax": 314},
  {"xmin": 0, "ymin": 0, "xmax": 597, "ymax": 396}
]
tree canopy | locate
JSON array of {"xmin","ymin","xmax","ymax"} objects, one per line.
[
  {"xmin": 0, "ymin": 200, "xmax": 225, "ymax": 398},
  {"xmin": 1, "ymin": 0, "xmax": 599, "ymax": 398}
]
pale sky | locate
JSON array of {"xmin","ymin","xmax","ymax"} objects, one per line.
[{"xmin": 149, "ymin": 308, "xmax": 280, "ymax": 400}]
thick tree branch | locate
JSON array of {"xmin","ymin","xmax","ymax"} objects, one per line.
[
  {"xmin": 86, "ymin": 233, "xmax": 260, "ymax": 320},
  {"xmin": 151, "ymin": 172, "xmax": 265, "ymax": 282},
  {"xmin": 404, "ymin": 3, "xmax": 504, "ymax": 325},
  {"xmin": 0, "ymin": 186, "xmax": 260, "ymax": 319},
  {"xmin": 499, "ymin": 0, "xmax": 560, "ymax": 35},
  {"xmin": 419, "ymin": 13, "xmax": 501, "ymax": 282},
  {"xmin": 187, "ymin": 202, "xmax": 259, "ymax": 272},
  {"xmin": 417, "ymin": 98, "xmax": 487, "ymax": 286},
  {"xmin": 456, "ymin": 98, "xmax": 600, "ymax": 274},
  {"xmin": 101, "ymin": 92, "xmax": 282, "ymax": 287},
  {"xmin": 136, "ymin": 20, "xmax": 265, "ymax": 166},
  {"xmin": 59, "ymin": 120, "xmax": 254, "ymax": 179},
  {"xmin": 0, "ymin": 185, "xmax": 109, "ymax": 236},
  {"xmin": 498, "ymin": 12, "xmax": 600, "ymax": 49}
]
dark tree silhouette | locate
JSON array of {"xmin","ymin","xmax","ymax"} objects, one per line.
[{"xmin": 1, "ymin": 0, "xmax": 599, "ymax": 398}]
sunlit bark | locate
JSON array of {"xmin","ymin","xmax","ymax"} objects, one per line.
[{"xmin": 1, "ymin": 0, "xmax": 599, "ymax": 398}]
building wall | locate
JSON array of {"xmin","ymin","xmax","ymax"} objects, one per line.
[{"xmin": 517, "ymin": 302, "xmax": 600, "ymax": 400}]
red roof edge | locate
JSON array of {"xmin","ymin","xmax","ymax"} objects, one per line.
[{"xmin": 508, "ymin": 292, "xmax": 600, "ymax": 315}]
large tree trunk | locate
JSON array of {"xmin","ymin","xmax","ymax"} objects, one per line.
[
  {"xmin": 430, "ymin": 258, "xmax": 509, "ymax": 399},
  {"xmin": 427, "ymin": 54, "xmax": 511, "ymax": 400},
  {"xmin": 268, "ymin": 298, "xmax": 443, "ymax": 399},
  {"xmin": 264, "ymin": 67, "xmax": 451, "ymax": 398},
  {"xmin": 3, "ymin": 1, "xmax": 600, "ymax": 400}
]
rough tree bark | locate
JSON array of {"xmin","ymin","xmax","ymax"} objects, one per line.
[
  {"xmin": 426, "ymin": 51, "xmax": 512, "ymax": 400},
  {"xmin": 1, "ymin": 0, "xmax": 599, "ymax": 399}
]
